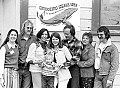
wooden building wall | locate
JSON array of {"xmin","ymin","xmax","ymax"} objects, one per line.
[{"xmin": 0, "ymin": 0, "xmax": 20, "ymax": 45}]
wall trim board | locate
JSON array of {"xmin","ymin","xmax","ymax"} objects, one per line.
[{"xmin": 20, "ymin": 0, "xmax": 28, "ymax": 31}]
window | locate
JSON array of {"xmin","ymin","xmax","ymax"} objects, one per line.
[{"xmin": 92, "ymin": 0, "xmax": 120, "ymax": 35}]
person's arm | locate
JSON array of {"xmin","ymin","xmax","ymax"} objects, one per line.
[
  {"xmin": 26, "ymin": 43, "xmax": 37, "ymax": 64},
  {"xmin": 64, "ymin": 46, "xmax": 72, "ymax": 61},
  {"xmin": 72, "ymin": 41, "xmax": 82, "ymax": 62},
  {"xmin": 0, "ymin": 46, "xmax": 6, "ymax": 78},
  {"xmin": 63, "ymin": 46, "xmax": 72, "ymax": 67},
  {"xmin": 108, "ymin": 45, "xmax": 119, "ymax": 81},
  {"xmin": 77, "ymin": 46, "xmax": 95, "ymax": 67}
]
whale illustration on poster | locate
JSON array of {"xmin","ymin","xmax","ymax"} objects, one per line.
[
  {"xmin": 36, "ymin": 0, "xmax": 80, "ymax": 32},
  {"xmin": 37, "ymin": 8, "xmax": 78, "ymax": 25}
]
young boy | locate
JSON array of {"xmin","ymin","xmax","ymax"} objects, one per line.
[{"xmin": 41, "ymin": 50, "xmax": 60, "ymax": 88}]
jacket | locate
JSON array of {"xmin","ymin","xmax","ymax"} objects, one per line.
[
  {"xmin": 78, "ymin": 44, "xmax": 95, "ymax": 77},
  {"xmin": 98, "ymin": 43, "xmax": 119, "ymax": 81}
]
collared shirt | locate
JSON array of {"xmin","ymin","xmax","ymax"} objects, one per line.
[
  {"xmin": 7, "ymin": 42, "xmax": 17, "ymax": 49},
  {"xmin": 18, "ymin": 34, "xmax": 36, "ymax": 64},
  {"xmin": 62, "ymin": 37, "xmax": 81, "ymax": 57}
]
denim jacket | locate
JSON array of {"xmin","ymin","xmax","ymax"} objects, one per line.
[{"xmin": 98, "ymin": 43, "xmax": 119, "ymax": 81}]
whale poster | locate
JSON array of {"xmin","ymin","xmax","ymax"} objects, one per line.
[{"xmin": 36, "ymin": 0, "xmax": 80, "ymax": 32}]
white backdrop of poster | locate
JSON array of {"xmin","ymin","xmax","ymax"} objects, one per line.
[{"xmin": 36, "ymin": 0, "xmax": 80, "ymax": 32}]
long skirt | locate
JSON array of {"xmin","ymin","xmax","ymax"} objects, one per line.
[{"xmin": 3, "ymin": 68, "xmax": 19, "ymax": 88}]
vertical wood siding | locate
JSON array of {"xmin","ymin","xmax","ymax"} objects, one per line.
[{"xmin": 0, "ymin": 0, "xmax": 20, "ymax": 45}]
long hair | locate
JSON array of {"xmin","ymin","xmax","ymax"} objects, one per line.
[
  {"xmin": 0, "ymin": 29, "xmax": 18, "ymax": 49},
  {"xmin": 36, "ymin": 28, "xmax": 50, "ymax": 42},
  {"xmin": 48, "ymin": 32, "xmax": 63, "ymax": 49},
  {"xmin": 20, "ymin": 20, "xmax": 34, "ymax": 36}
]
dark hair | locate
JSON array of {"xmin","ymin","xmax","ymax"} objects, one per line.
[
  {"xmin": 97, "ymin": 26, "xmax": 110, "ymax": 40},
  {"xmin": 82, "ymin": 32, "xmax": 93, "ymax": 44},
  {"xmin": 48, "ymin": 32, "xmax": 63, "ymax": 49},
  {"xmin": 20, "ymin": 20, "xmax": 34, "ymax": 36},
  {"xmin": 63, "ymin": 25, "xmax": 75, "ymax": 37},
  {"xmin": 0, "ymin": 29, "xmax": 18, "ymax": 48},
  {"xmin": 36, "ymin": 28, "xmax": 50, "ymax": 40}
]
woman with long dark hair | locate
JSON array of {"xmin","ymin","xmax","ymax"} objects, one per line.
[
  {"xmin": 0, "ymin": 29, "xmax": 19, "ymax": 88},
  {"xmin": 26, "ymin": 28, "xmax": 50, "ymax": 88},
  {"xmin": 48, "ymin": 32, "xmax": 72, "ymax": 88}
]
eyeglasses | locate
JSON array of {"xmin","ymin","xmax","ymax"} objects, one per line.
[{"xmin": 27, "ymin": 27, "xmax": 32, "ymax": 29}]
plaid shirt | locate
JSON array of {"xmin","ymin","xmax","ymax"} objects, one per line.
[{"xmin": 62, "ymin": 37, "xmax": 82, "ymax": 58}]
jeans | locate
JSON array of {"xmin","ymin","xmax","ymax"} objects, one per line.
[
  {"xmin": 42, "ymin": 75, "xmax": 54, "ymax": 88},
  {"xmin": 19, "ymin": 68, "xmax": 32, "ymax": 88},
  {"xmin": 94, "ymin": 71, "xmax": 113, "ymax": 88},
  {"xmin": 67, "ymin": 65, "xmax": 80, "ymax": 88}
]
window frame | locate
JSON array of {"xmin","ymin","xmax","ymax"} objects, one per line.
[{"xmin": 92, "ymin": 0, "xmax": 120, "ymax": 36}]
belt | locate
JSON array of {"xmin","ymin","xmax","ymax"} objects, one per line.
[
  {"xmin": 18, "ymin": 63, "xmax": 29, "ymax": 70},
  {"xmin": 5, "ymin": 67, "xmax": 18, "ymax": 71},
  {"xmin": 12, "ymin": 68, "xmax": 18, "ymax": 71},
  {"xmin": 19, "ymin": 63, "xmax": 27, "ymax": 67}
]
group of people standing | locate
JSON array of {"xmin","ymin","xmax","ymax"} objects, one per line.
[{"xmin": 0, "ymin": 19, "xmax": 119, "ymax": 88}]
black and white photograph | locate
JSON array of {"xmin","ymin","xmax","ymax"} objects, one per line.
[{"xmin": 0, "ymin": 0, "xmax": 120, "ymax": 88}]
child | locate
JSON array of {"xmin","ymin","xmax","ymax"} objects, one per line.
[{"xmin": 41, "ymin": 49, "xmax": 60, "ymax": 88}]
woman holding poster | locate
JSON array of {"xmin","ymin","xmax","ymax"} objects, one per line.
[{"xmin": 48, "ymin": 32, "xmax": 72, "ymax": 88}]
